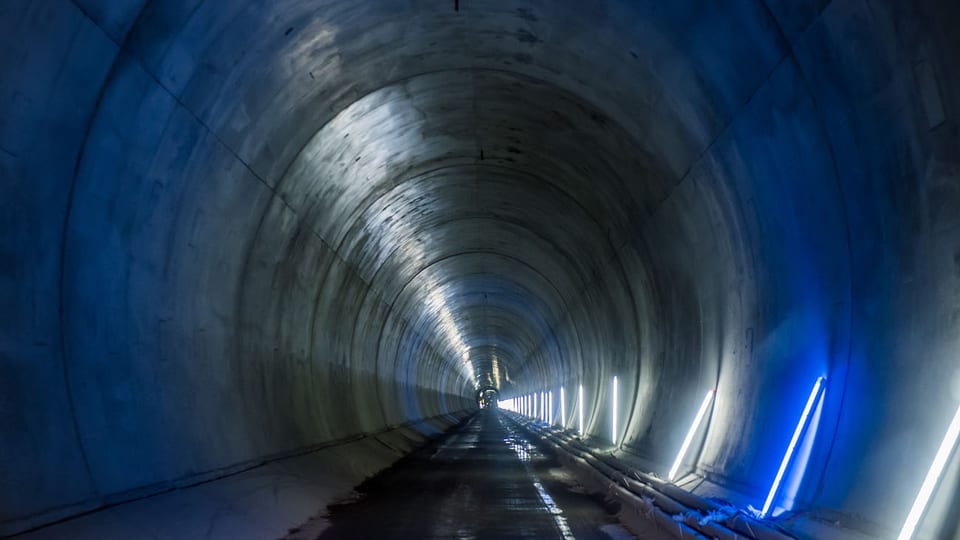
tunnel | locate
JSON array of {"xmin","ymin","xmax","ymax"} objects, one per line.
[{"xmin": 3, "ymin": 0, "xmax": 960, "ymax": 538}]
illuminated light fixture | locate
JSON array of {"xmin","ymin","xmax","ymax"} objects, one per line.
[
  {"xmin": 548, "ymin": 391, "xmax": 553, "ymax": 424},
  {"xmin": 897, "ymin": 400, "xmax": 960, "ymax": 540},
  {"xmin": 612, "ymin": 376, "xmax": 619, "ymax": 445},
  {"xmin": 761, "ymin": 376, "xmax": 826, "ymax": 518},
  {"xmin": 578, "ymin": 384, "xmax": 584, "ymax": 436},
  {"xmin": 544, "ymin": 391, "xmax": 548, "ymax": 423},
  {"xmin": 560, "ymin": 387, "xmax": 566, "ymax": 428},
  {"xmin": 543, "ymin": 391, "xmax": 548, "ymax": 423},
  {"xmin": 545, "ymin": 391, "xmax": 549, "ymax": 423},
  {"xmin": 668, "ymin": 389, "xmax": 716, "ymax": 482}
]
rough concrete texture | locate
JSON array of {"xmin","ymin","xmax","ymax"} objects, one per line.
[
  {"xmin": 2, "ymin": 0, "xmax": 960, "ymax": 538},
  {"xmin": 14, "ymin": 414, "xmax": 467, "ymax": 539}
]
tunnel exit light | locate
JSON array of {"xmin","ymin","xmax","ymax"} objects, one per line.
[
  {"xmin": 560, "ymin": 387, "xmax": 566, "ymax": 428},
  {"xmin": 578, "ymin": 384, "xmax": 584, "ymax": 436},
  {"xmin": 668, "ymin": 389, "xmax": 715, "ymax": 482},
  {"xmin": 761, "ymin": 376, "xmax": 826, "ymax": 518},
  {"xmin": 611, "ymin": 376, "xmax": 619, "ymax": 445},
  {"xmin": 897, "ymin": 400, "xmax": 960, "ymax": 540}
]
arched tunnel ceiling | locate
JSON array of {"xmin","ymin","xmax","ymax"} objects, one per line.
[
  {"xmin": 3, "ymin": 0, "xmax": 960, "ymax": 538},
  {"xmin": 283, "ymin": 68, "xmax": 657, "ymax": 394}
]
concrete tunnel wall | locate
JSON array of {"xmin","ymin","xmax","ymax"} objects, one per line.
[{"xmin": 2, "ymin": 0, "xmax": 960, "ymax": 538}]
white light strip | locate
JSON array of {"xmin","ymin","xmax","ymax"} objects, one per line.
[
  {"xmin": 761, "ymin": 376, "xmax": 825, "ymax": 518},
  {"xmin": 578, "ymin": 384, "xmax": 584, "ymax": 436},
  {"xmin": 668, "ymin": 389, "xmax": 716, "ymax": 482},
  {"xmin": 612, "ymin": 376, "xmax": 619, "ymax": 445},
  {"xmin": 549, "ymin": 391, "xmax": 553, "ymax": 424},
  {"xmin": 546, "ymin": 391, "xmax": 550, "ymax": 424},
  {"xmin": 897, "ymin": 400, "xmax": 960, "ymax": 540},
  {"xmin": 560, "ymin": 387, "xmax": 566, "ymax": 428}
]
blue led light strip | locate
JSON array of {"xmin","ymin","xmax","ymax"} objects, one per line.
[{"xmin": 761, "ymin": 376, "xmax": 826, "ymax": 518}]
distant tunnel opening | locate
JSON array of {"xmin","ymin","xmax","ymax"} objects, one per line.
[{"xmin": 477, "ymin": 387, "xmax": 500, "ymax": 409}]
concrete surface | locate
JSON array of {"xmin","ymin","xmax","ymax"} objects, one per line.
[
  {"xmin": 2, "ymin": 0, "xmax": 960, "ymax": 538},
  {"xmin": 13, "ymin": 413, "xmax": 467, "ymax": 539},
  {"xmin": 314, "ymin": 409, "xmax": 631, "ymax": 540}
]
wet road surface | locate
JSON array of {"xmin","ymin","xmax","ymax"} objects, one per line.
[{"xmin": 312, "ymin": 409, "xmax": 633, "ymax": 539}]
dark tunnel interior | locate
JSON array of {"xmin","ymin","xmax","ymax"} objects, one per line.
[{"xmin": 3, "ymin": 1, "xmax": 960, "ymax": 538}]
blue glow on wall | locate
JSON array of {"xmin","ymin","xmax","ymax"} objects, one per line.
[{"xmin": 761, "ymin": 376, "xmax": 826, "ymax": 518}]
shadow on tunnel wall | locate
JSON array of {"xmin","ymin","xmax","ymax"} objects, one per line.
[{"xmin": 2, "ymin": 0, "xmax": 960, "ymax": 538}]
